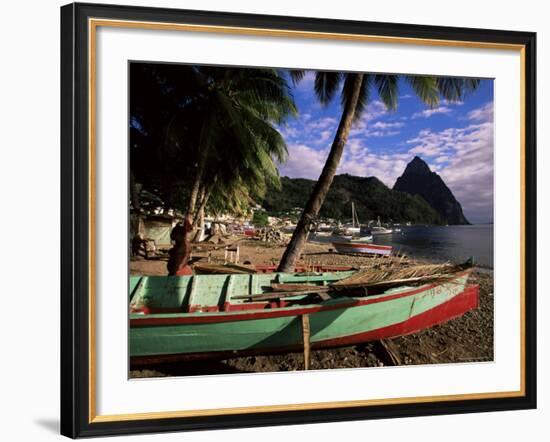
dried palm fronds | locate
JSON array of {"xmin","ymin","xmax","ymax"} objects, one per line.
[{"xmin": 331, "ymin": 258, "xmax": 474, "ymax": 290}]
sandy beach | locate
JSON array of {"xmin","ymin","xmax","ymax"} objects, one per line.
[{"xmin": 130, "ymin": 238, "xmax": 493, "ymax": 377}]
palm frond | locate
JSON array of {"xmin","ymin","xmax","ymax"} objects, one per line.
[
  {"xmin": 436, "ymin": 77, "xmax": 481, "ymax": 102},
  {"xmin": 288, "ymin": 69, "xmax": 306, "ymax": 85},
  {"xmin": 405, "ymin": 76, "xmax": 440, "ymax": 107},
  {"xmin": 373, "ymin": 74, "xmax": 399, "ymax": 110},
  {"xmin": 314, "ymin": 71, "xmax": 343, "ymax": 105}
]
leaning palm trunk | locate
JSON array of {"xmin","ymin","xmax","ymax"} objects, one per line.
[
  {"xmin": 278, "ymin": 74, "xmax": 364, "ymax": 272},
  {"xmin": 186, "ymin": 131, "xmax": 210, "ymax": 222},
  {"xmin": 192, "ymin": 206, "xmax": 206, "ymax": 243},
  {"xmin": 168, "ymin": 129, "xmax": 210, "ymax": 275}
]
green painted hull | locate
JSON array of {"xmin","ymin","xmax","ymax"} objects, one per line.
[{"xmin": 129, "ymin": 271, "xmax": 477, "ymax": 362}]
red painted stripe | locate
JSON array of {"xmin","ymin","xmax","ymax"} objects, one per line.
[
  {"xmin": 130, "ymin": 273, "xmax": 471, "ymax": 327},
  {"xmin": 332, "ymin": 242, "xmax": 392, "ymax": 250},
  {"xmin": 130, "ymin": 286, "xmax": 479, "ymax": 364}
]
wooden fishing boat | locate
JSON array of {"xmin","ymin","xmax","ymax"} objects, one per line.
[
  {"xmin": 332, "ymin": 241, "xmax": 392, "ymax": 255},
  {"xmin": 129, "ymin": 269, "xmax": 478, "ymax": 364}
]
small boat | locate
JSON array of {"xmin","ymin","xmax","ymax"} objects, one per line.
[
  {"xmin": 129, "ymin": 269, "xmax": 478, "ymax": 364},
  {"xmin": 334, "ymin": 202, "xmax": 362, "ymax": 236},
  {"xmin": 371, "ymin": 216, "xmax": 393, "ymax": 236},
  {"xmin": 313, "ymin": 230, "xmax": 332, "ymax": 237},
  {"xmin": 332, "ymin": 241, "xmax": 392, "ymax": 255},
  {"xmin": 346, "ymin": 234, "xmax": 373, "ymax": 242}
]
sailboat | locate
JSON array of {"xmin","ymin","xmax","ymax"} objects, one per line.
[{"xmin": 339, "ymin": 202, "xmax": 361, "ymax": 236}]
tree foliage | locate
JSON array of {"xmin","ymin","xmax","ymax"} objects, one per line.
[{"xmin": 130, "ymin": 63, "xmax": 297, "ymax": 219}]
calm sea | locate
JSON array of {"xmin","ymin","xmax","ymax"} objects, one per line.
[{"xmin": 312, "ymin": 224, "xmax": 494, "ymax": 268}]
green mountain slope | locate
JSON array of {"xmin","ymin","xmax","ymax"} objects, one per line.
[{"xmin": 262, "ymin": 174, "xmax": 442, "ymax": 224}]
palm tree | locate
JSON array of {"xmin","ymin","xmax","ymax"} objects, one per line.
[
  {"xmin": 164, "ymin": 66, "xmax": 296, "ymax": 274},
  {"xmin": 277, "ymin": 72, "xmax": 479, "ymax": 272}
]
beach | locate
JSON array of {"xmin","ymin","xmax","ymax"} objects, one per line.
[{"xmin": 130, "ymin": 238, "xmax": 493, "ymax": 377}]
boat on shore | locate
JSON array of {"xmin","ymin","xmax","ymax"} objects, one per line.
[
  {"xmin": 129, "ymin": 268, "xmax": 478, "ymax": 364},
  {"xmin": 332, "ymin": 241, "xmax": 392, "ymax": 255}
]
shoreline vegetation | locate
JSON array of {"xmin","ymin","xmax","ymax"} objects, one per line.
[{"xmin": 130, "ymin": 238, "xmax": 493, "ymax": 377}]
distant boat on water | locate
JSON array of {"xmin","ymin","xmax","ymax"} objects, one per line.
[
  {"xmin": 334, "ymin": 202, "xmax": 361, "ymax": 236},
  {"xmin": 371, "ymin": 216, "xmax": 393, "ymax": 236}
]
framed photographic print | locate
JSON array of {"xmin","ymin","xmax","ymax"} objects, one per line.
[{"xmin": 60, "ymin": 2, "xmax": 536, "ymax": 438}]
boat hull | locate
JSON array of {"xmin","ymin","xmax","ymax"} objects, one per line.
[
  {"xmin": 130, "ymin": 272, "xmax": 477, "ymax": 364},
  {"xmin": 332, "ymin": 241, "xmax": 392, "ymax": 255}
]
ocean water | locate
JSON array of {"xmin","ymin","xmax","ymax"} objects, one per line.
[{"xmin": 312, "ymin": 224, "xmax": 494, "ymax": 268}]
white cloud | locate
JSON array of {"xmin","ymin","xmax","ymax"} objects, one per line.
[
  {"xmin": 279, "ymin": 140, "xmax": 410, "ymax": 190},
  {"xmin": 408, "ymin": 144, "xmax": 444, "ymax": 157},
  {"xmin": 278, "ymin": 143, "xmax": 329, "ymax": 180},
  {"xmin": 370, "ymin": 121, "xmax": 404, "ymax": 130},
  {"xmin": 412, "ymin": 106, "xmax": 452, "ymax": 119},
  {"xmin": 309, "ymin": 117, "xmax": 338, "ymax": 131},
  {"xmin": 467, "ymin": 101, "xmax": 493, "ymax": 121},
  {"xmin": 349, "ymin": 103, "xmax": 402, "ymax": 138},
  {"xmin": 442, "ymin": 99, "xmax": 465, "ymax": 106},
  {"xmin": 435, "ymin": 155, "xmax": 450, "ymax": 164}
]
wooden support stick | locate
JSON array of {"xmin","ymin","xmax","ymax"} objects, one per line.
[{"xmin": 302, "ymin": 314, "xmax": 311, "ymax": 370}]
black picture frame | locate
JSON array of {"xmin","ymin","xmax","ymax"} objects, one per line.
[{"xmin": 61, "ymin": 2, "xmax": 537, "ymax": 438}]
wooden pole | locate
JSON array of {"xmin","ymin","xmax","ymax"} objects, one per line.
[{"xmin": 302, "ymin": 314, "xmax": 311, "ymax": 370}]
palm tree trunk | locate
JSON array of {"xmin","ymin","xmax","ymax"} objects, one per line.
[
  {"xmin": 186, "ymin": 121, "xmax": 211, "ymax": 223},
  {"xmin": 168, "ymin": 124, "xmax": 210, "ymax": 275},
  {"xmin": 192, "ymin": 184, "xmax": 214, "ymax": 242},
  {"xmin": 277, "ymin": 74, "xmax": 364, "ymax": 272}
]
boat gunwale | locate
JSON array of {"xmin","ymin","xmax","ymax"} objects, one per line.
[{"xmin": 130, "ymin": 271, "xmax": 472, "ymax": 327}]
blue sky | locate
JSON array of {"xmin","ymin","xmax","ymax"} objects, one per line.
[{"xmin": 277, "ymin": 72, "xmax": 494, "ymax": 224}]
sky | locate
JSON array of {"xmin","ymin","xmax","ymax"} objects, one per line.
[{"xmin": 277, "ymin": 72, "xmax": 494, "ymax": 224}]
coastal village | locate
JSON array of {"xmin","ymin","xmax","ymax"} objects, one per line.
[{"xmin": 129, "ymin": 63, "xmax": 493, "ymax": 377}]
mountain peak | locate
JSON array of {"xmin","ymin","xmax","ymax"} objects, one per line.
[
  {"xmin": 393, "ymin": 157, "xmax": 469, "ymax": 225},
  {"xmin": 405, "ymin": 156, "xmax": 432, "ymax": 174}
]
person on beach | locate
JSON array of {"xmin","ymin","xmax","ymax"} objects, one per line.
[{"xmin": 167, "ymin": 215, "xmax": 193, "ymax": 276}]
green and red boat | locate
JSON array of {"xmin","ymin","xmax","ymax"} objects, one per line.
[{"xmin": 129, "ymin": 268, "xmax": 479, "ymax": 365}]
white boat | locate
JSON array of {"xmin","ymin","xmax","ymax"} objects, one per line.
[
  {"xmin": 313, "ymin": 230, "xmax": 332, "ymax": 237},
  {"xmin": 346, "ymin": 235, "xmax": 373, "ymax": 242},
  {"xmin": 335, "ymin": 202, "xmax": 362, "ymax": 236},
  {"xmin": 313, "ymin": 222, "xmax": 334, "ymax": 237},
  {"xmin": 371, "ymin": 216, "xmax": 393, "ymax": 236},
  {"xmin": 332, "ymin": 241, "xmax": 392, "ymax": 255}
]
